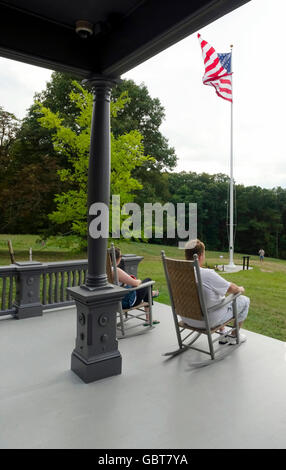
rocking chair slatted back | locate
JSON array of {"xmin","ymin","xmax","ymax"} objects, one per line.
[{"xmin": 163, "ymin": 257, "xmax": 204, "ymax": 322}]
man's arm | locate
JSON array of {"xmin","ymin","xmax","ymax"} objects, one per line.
[{"xmin": 227, "ymin": 283, "xmax": 245, "ymax": 295}]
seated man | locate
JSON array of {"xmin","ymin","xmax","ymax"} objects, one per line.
[{"xmin": 183, "ymin": 239, "xmax": 250, "ymax": 344}]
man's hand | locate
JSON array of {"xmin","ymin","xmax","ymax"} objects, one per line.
[{"xmin": 227, "ymin": 283, "xmax": 245, "ymax": 295}]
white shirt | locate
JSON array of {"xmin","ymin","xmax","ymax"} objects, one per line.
[{"xmin": 180, "ymin": 268, "xmax": 230, "ymax": 328}]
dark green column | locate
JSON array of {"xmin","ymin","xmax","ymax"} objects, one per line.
[{"xmin": 68, "ymin": 76, "xmax": 126, "ymax": 383}]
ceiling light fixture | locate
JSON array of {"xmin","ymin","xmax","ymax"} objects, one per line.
[{"xmin": 75, "ymin": 20, "xmax": 94, "ymax": 39}]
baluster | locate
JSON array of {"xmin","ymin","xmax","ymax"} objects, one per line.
[
  {"xmin": 1, "ymin": 277, "xmax": 6, "ymax": 310},
  {"xmin": 67, "ymin": 271, "xmax": 71, "ymax": 300},
  {"xmin": 48, "ymin": 272, "xmax": 53, "ymax": 304},
  {"xmin": 60, "ymin": 271, "xmax": 65, "ymax": 302},
  {"xmin": 8, "ymin": 275, "xmax": 13, "ymax": 309},
  {"xmin": 55, "ymin": 271, "xmax": 59, "ymax": 303},
  {"xmin": 42, "ymin": 273, "xmax": 47, "ymax": 305}
]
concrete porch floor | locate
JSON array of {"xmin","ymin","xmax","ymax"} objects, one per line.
[{"xmin": 0, "ymin": 302, "xmax": 286, "ymax": 449}]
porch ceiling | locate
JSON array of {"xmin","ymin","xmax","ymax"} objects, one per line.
[{"xmin": 0, "ymin": 0, "xmax": 250, "ymax": 77}]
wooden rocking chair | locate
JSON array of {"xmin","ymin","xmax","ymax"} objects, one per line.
[{"xmin": 161, "ymin": 250, "xmax": 242, "ymax": 361}]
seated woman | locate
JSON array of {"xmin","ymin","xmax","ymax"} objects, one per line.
[{"xmin": 111, "ymin": 247, "xmax": 159, "ymax": 325}]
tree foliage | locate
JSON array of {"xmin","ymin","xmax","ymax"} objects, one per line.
[
  {"xmin": 0, "ymin": 106, "xmax": 19, "ymax": 178},
  {"xmin": 166, "ymin": 172, "xmax": 286, "ymax": 259},
  {"xmin": 111, "ymin": 79, "xmax": 177, "ymax": 171},
  {"xmin": 37, "ymin": 82, "xmax": 151, "ymax": 241},
  {"xmin": 0, "ymin": 73, "xmax": 177, "ymax": 234},
  {"xmin": 0, "ymin": 106, "xmax": 19, "ymax": 150}
]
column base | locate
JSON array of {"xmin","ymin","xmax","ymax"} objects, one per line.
[
  {"xmin": 71, "ymin": 350, "xmax": 122, "ymax": 384},
  {"xmin": 68, "ymin": 284, "xmax": 126, "ymax": 384}
]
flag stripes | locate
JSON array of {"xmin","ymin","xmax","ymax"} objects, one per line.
[{"xmin": 197, "ymin": 33, "xmax": 232, "ymax": 102}]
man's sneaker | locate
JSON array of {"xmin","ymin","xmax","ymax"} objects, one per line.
[
  {"xmin": 218, "ymin": 328, "xmax": 229, "ymax": 344},
  {"xmin": 227, "ymin": 333, "xmax": 247, "ymax": 345}
]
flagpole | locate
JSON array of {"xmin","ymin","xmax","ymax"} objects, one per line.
[
  {"xmin": 197, "ymin": 34, "xmax": 236, "ymax": 269},
  {"xmin": 228, "ymin": 44, "xmax": 235, "ymax": 268}
]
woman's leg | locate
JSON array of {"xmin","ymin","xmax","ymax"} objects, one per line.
[
  {"xmin": 132, "ymin": 278, "xmax": 160, "ymax": 325},
  {"xmin": 133, "ymin": 278, "xmax": 152, "ymax": 306}
]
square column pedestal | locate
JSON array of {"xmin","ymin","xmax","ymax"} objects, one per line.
[
  {"xmin": 68, "ymin": 284, "xmax": 127, "ymax": 383},
  {"xmin": 13, "ymin": 261, "xmax": 44, "ymax": 319}
]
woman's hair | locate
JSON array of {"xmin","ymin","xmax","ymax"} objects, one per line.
[
  {"xmin": 110, "ymin": 246, "xmax": 121, "ymax": 262},
  {"xmin": 184, "ymin": 239, "xmax": 205, "ymax": 261}
]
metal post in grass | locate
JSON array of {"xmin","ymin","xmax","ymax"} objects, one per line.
[
  {"xmin": 8, "ymin": 240, "xmax": 15, "ymax": 264},
  {"xmin": 67, "ymin": 76, "xmax": 126, "ymax": 384}
]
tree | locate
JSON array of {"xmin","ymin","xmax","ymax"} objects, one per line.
[
  {"xmin": 111, "ymin": 80, "xmax": 177, "ymax": 206},
  {"xmin": 0, "ymin": 107, "xmax": 21, "ymax": 232},
  {"xmin": 0, "ymin": 76, "xmax": 75, "ymax": 233},
  {"xmin": 0, "ymin": 157, "xmax": 63, "ymax": 234},
  {"xmin": 37, "ymin": 81, "xmax": 152, "ymax": 243},
  {"xmin": 0, "ymin": 106, "xmax": 19, "ymax": 179},
  {"xmin": 16, "ymin": 74, "xmax": 176, "ymax": 172},
  {"xmin": 111, "ymin": 79, "xmax": 177, "ymax": 171},
  {"xmin": 0, "ymin": 103, "xmax": 65, "ymax": 234},
  {"xmin": 167, "ymin": 172, "xmax": 229, "ymax": 250},
  {"xmin": 11, "ymin": 73, "xmax": 81, "ymax": 170},
  {"xmin": 166, "ymin": 172, "xmax": 286, "ymax": 258},
  {"xmin": 235, "ymin": 185, "xmax": 283, "ymax": 257},
  {"xmin": 0, "ymin": 73, "xmax": 176, "ymax": 234}
]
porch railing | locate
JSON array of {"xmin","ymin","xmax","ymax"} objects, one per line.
[
  {"xmin": 0, "ymin": 266, "xmax": 17, "ymax": 316},
  {"xmin": 0, "ymin": 254, "xmax": 142, "ymax": 319},
  {"xmin": 0, "ymin": 260, "xmax": 87, "ymax": 318},
  {"xmin": 42, "ymin": 260, "xmax": 87, "ymax": 310}
]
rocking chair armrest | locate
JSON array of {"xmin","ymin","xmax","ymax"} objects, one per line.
[
  {"xmin": 207, "ymin": 292, "xmax": 242, "ymax": 313},
  {"xmin": 125, "ymin": 280, "xmax": 155, "ymax": 292}
]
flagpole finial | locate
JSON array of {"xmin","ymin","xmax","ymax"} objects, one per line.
[{"xmin": 230, "ymin": 44, "xmax": 233, "ymax": 49}]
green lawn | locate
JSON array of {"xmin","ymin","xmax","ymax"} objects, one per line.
[
  {"xmin": 0, "ymin": 234, "xmax": 86, "ymax": 265},
  {"xmin": 1, "ymin": 234, "xmax": 286, "ymax": 341}
]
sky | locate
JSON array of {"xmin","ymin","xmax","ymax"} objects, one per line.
[{"xmin": 0, "ymin": 0, "xmax": 284, "ymax": 189}]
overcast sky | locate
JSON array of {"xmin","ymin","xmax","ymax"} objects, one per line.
[{"xmin": 0, "ymin": 0, "xmax": 283, "ymax": 189}]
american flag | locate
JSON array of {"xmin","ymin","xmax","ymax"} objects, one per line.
[{"xmin": 197, "ymin": 33, "xmax": 232, "ymax": 103}]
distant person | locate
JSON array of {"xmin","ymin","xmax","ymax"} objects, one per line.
[
  {"xmin": 184, "ymin": 239, "xmax": 250, "ymax": 344},
  {"xmin": 258, "ymin": 248, "xmax": 265, "ymax": 262}
]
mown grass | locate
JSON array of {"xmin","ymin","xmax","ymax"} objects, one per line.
[
  {"xmin": 0, "ymin": 234, "xmax": 86, "ymax": 265},
  {"xmin": 1, "ymin": 234, "xmax": 286, "ymax": 341},
  {"xmin": 114, "ymin": 240, "xmax": 286, "ymax": 342}
]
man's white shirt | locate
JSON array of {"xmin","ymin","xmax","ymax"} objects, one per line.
[{"xmin": 180, "ymin": 268, "xmax": 230, "ymax": 328}]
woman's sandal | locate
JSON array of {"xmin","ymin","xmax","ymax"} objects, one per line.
[
  {"xmin": 143, "ymin": 319, "xmax": 160, "ymax": 326},
  {"xmin": 152, "ymin": 289, "xmax": 160, "ymax": 298}
]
